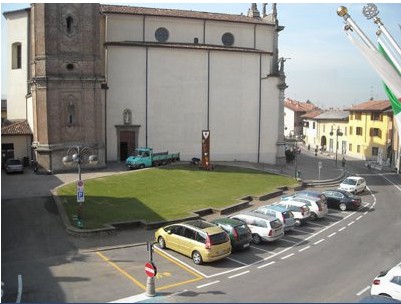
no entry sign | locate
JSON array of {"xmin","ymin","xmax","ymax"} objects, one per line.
[{"xmin": 145, "ymin": 262, "xmax": 157, "ymax": 278}]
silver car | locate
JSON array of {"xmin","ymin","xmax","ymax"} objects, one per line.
[
  {"xmin": 4, "ymin": 159, "xmax": 24, "ymax": 174},
  {"xmin": 254, "ymin": 205, "xmax": 296, "ymax": 232}
]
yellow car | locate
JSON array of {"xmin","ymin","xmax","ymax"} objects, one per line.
[{"xmin": 155, "ymin": 220, "xmax": 232, "ymax": 265}]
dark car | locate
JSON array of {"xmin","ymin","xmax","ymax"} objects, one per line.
[
  {"xmin": 322, "ymin": 189, "xmax": 362, "ymax": 211},
  {"xmin": 211, "ymin": 218, "xmax": 252, "ymax": 250},
  {"xmin": 4, "ymin": 159, "xmax": 24, "ymax": 174}
]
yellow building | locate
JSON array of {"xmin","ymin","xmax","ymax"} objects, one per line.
[{"xmin": 345, "ymin": 100, "xmax": 393, "ymax": 161}]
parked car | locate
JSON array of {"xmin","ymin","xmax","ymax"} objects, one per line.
[
  {"xmin": 229, "ymin": 211, "xmax": 284, "ymax": 245},
  {"xmin": 283, "ymin": 190, "xmax": 327, "ymax": 205},
  {"xmin": 322, "ymin": 189, "xmax": 362, "ymax": 211},
  {"xmin": 211, "ymin": 218, "xmax": 252, "ymax": 251},
  {"xmin": 338, "ymin": 176, "xmax": 367, "ymax": 194},
  {"xmin": 155, "ymin": 220, "xmax": 231, "ymax": 265},
  {"xmin": 289, "ymin": 196, "xmax": 328, "ymax": 220},
  {"xmin": 371, "ymin": 262, "xmax": 401, "ymax": 300},
  {"xmin": 4, "ymin": 159, "xmax": 24, "ymax": 174},
  {"xmin": 274, "ymin": 200, "xmax": 311, "ymax": 226},
  {"xmin": 253, "ymin": 205, "xmax": 296, "ymax": 232}
]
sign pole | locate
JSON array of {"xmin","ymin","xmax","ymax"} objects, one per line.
[{"xmin": 145, "ymin": 243, "xmax": 156, "ymax": 297}]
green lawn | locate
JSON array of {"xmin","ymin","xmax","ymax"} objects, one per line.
[{"xmin": 57, "ymin": 164, "xmax": 297, "ymax": 229}]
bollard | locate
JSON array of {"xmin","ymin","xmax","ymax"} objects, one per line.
[{"xmin": 145, "ymin": 276, "xmax": 156, "ymax": 297}]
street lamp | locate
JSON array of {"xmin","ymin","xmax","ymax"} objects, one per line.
[
  {"xmin": 62, "ymin": 146, "xmax": 98, "ymax": 228},
  {"xmin": 330, "ymin": 126, "xmax": 343, "ymax": 165}
]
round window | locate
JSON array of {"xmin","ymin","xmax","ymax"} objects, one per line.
[
  {"xmin": 222, "ymin": 32, "xmax": 234, "ymax": 46},
  {"xmin": 155, "ymin": 27, "xmax": 169, "ymax": 43}
]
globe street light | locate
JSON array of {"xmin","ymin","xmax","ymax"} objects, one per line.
[
  {"xmin": 62, "ymin": 146, "xmax": 98, "ymax": 228},
  {"xmin": 330, "ymin": 126, "xmax": 343, "ymax": 166}
]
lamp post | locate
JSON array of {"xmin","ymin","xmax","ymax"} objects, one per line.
[
  {"xmin": 62, "ymin": 146, "xmax": 98, "ymax": 228},
  {"xmin": 330, "ymin": 126, "xmax": 343, "ymax": 165}
]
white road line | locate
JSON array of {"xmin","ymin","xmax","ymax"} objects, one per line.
[
  {"xmin": 228, "ymin": 271, "xmax": 250, "ymax": 279},
  {"xmin": 17, "ymin": 274, "xmax": 22, "ymax": 304},
  {"xmin": 226, "ymin": 256, "xmax": 249, "ymax": 266},
  {"xmin": 348, "ymin": 221, "xmax": 355, "ymax": 226},
  {"xmin": 364, "ymin": 211, "xmax": 369, "ymax": 215},
  {"xmin": 298, "ymin": 245, "xmax": 311, "ymax": 252},
  {"xmin": 327, "ymin": 232, "xmax": 336, "ymax": 238},
  {"xmin": 250, "ymin": 246, "xmax": 276, "ymax": 255},
  {"xmin": 197, "ymin": 280, "xmax": 220, "ymax": 289},
  {"xmin": 257, "ymin": 261, "xmax": 276, "ymax": 269},
  {"xmin": 323, "ymin": 214, "xmax": 341, "ymax": 219},
  {"xmin": 281, "ymin": 253, "xmax": 295, "ymax": 260},
  {"xmin": 338, "ymin": 227, "xmax": 346, "ymax": 232},
  {"xmin": 356, "ymin": 216, "xmax": 362, "ymax": 221},
  {"xmin": 314, "ymin": 239, "xmax": 325, "ymax": 245},
  {"xmin": 356, "ymin": 286, "xmax": 371, "ymax": 296},
  {"xmin": 307, "ymin": 222, "xmax": 326, "ymax": 227},
  {"xmin": 280, "ymin": 238, "xmax": 299, "ymax": 244},
  {"xmin": 291, "ymin": 228, "xmax": 308, "ymax": 234},
  {"xmin": 379, "ymin": 174, "xmax": 401, "ymax": 192}
]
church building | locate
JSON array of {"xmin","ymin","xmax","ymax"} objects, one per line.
[{"xmin": 3, "ymin": 3, "xmax": 287, "ymax": 173}]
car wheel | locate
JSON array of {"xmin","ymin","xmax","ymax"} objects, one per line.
[
  {"xmin": 339, "ymin": 203, "xmax": 347, "ymax": 211},
  {"xmin": 310, "ymin": 212, "xmax": 318, "ymax": 221},
  {"xmin": 139, "ymin": 164, "xmax": 145, "ymax": 169},
  {"xmin": 252, "ymin": 234, "xmax": 262, "ymax": 245},
  {"xmin": 158, "ymin": 236, "xmax": 166, "ymax": 249},
  {"xmin": 294, "ymin": 219, "xmax": 301, "ymax": 227},
  {"xmin": 192, "ymin": 251, "xmax": 203, "ymax": 265}
]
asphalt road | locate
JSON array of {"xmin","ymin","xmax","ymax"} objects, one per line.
[{"xmin": 1, "ymin": 160, "xmax": 401, "ymax": 302}]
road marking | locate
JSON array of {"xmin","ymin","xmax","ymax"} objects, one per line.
[
  {"xmin": 348, "ymin": 221, "xmax": 355, "ymax": 226},
  {"xmin": 280, "ymin": 238, "xmax": 299, "ymax": 244},
  {"xmin": 328, "ymin": 232, "xmax": 336, "ymax": 238},
  {"xmin": 17, "ymin": 274, "xmax": 22, "ymax": 304},
  {"xmin": 197, "ymin": 280, "xmax": 220, "ymax": 289},
  {"xmin": 314, "ymin": 239, "xmax": 325, "ymax": 245},
  {"xmin": 226, "ymin": 256, "xmax": 249, "ymax": 266},
  {"xmin": 298, "ymin": 245, "xmax": 311, "ymax": 252},
  {"xmin": 250, "ymin": 246, "xmax": 276, "ymax": 255},
  {"xmin": 364, "ymin": 211, "xmax": 369, "ymax": 215},
  {"xmin": 338, "ymin": 227, "xmax": 346, "ymax": 232},
  {"xmin": 292, "ymin": 228, "xmax": 308, "ymax": 234},
  {"xmin": 109, "ymin": 293, "xmax": 149, "ymax": 303},
  {"xmin": 257, "ymin": 261, "xmax": 276, "ymax": 269},
  {"xmin": 356, "ymin": 216, "xmax": 362, "ymax": 221},
  {"xmin": 228, "ymin": 271, "xmax": 249, "ymax": 279},
  {"xmin": 356, "ymin": 286, "xmax": 371, "ymax": 296},
  {"xmin": 281, "ymin": 253, "xmax": 295, "ymax": 260},
  {"xmin": 307, "ymin": 222, "xmax": 326, "ymax": 227},
  {"xmin": 379, "ymin": 174, "xmax": 401, "ymax": 192},
  {"xmin": 96, "ymin": 252, "xmax": 146, "ymax": 290}
]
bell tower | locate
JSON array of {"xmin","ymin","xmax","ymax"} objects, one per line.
[{"xmin": 30, "ymin": 3, "xmax": 106, "ymax": 172}]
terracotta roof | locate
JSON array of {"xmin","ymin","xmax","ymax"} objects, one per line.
[
  {"xmin": 1, "ymin": 120, "xmax": 32, "ymax": 135},
  {"xmin": 284, "ymin": 98, "xmax": 319, "ymax": 113},
  {"xmin": 301, "ymin": 110, "xmax": 323, "ymax": 119},
  {"xmin": 100, "ymin": 4, "xmax": 275, "ymax": 25},
  {"xmin": 345, "ymin": 99, "xmax": 395, "ymax": 112}
]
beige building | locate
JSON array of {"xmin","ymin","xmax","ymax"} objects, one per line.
[{"xmin": 3, "ymin": 3, "xmax": 287, "ymax": 173}]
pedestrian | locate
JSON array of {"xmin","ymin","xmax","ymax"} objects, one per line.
[{"xmin": 342, "ymin": 156, "xmax": 346, "ymax": 167}]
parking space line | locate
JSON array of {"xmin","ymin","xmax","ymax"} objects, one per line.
[
  {"xmin": 154, "ymin": 247, "xmax": 205, "ymax": 279},
  {"xmin": 327, "ymin": 232, "xmax": 336, "ymax": 238},
  {"xmin": 348, "ymin": 221, "xmax": 355, "ymax": 226},
  {"xmin": 314, "ymin": 239, "xmax": 325, "ymax": 245},
  {"xmin": 96, "ymin": 252, "xmax": 146, "ymax": 290},
  {"xmin": 356, "ymin": 286, "xmax": 371, "ymax": 296},
  {"xmin": 257, "ymin": 261, "xmax": 276, "ymax": 269},
  {"xmin": 356, "ymin": 216, "xmax": 362, "ymax": 221},
  {"xmin": 298, "ymin": 246, "xmax": 311, "ymax": 252},
  {"xmin": 250, "ymin": 246, "xmax": 276, "ymax": 255},
  {"xmin": 226, "ymin": 257, "xmax": 249, "ymax": 266},
  {"xmin": 280, "ymin": 238, "xmax": 299, "ymax": 244},
  {"xmin": 156, "ymin": 277, "xmax": 203, "ymax": 291},
  {"xmin": 291, "ymin": 228, "xmax": 308, "ymax": 234},
  {"xmin": 338, "ymin": 227, "xmax": 346, "ymax": 232},
  {"xmin": 228, "ymin": 271, "xmax": 249, "ymax": 279},
  {"xmin": 307, "ymin": 222, "xmax": 326, "ymax": 227},
  {"xmin": 281, "ymin": 253, "xmax": 295, "ymax": 260},
  {"xmin": 197, "ymin": 280, "xmax": 220, "ymax": 289}
]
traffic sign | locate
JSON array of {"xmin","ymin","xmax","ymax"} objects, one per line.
[{"xmin": 145, "ymin": 262, "xmax": 157, "ymax": 278}]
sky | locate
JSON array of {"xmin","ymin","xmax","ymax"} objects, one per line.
[{"xmin": 1, "ymin": 2, "xmax": 401, "ymax": 109}]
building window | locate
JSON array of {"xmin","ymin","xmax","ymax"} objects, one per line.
[
  {"xmin": 349, "ymin": 143, "xmax": 352, "ymax": 152},
  {"xmin": 357, "ymin": 145, "xmax": 360, "ymax": 153},
  {"xmin": 66, "ymin": 16, "xmax": 73, "ymax": 33},
  {"xmin": 155, "ymin": 27, "xmax": 169, "ymax": 42},
  {"xmin": 349, "ymin": 126, "xmax": 353, "ymax": 135},
  {"xmin": 371, "ymin": 112, "xmax": 382, "ymax": 121},
  {"xmin": 12, "ymin": 42, "xmax": 22, "ymax": 69},
  {"xmin": 313, "ymin": 122, "xmax": 316, "ymax": 129},
  {"xmin": 222, "ymin": 32, "xmax": 234, "ymax": 46},
  {"xmin": 370, "ymin": 128, "xmax": 382, "ymax": 138},
  {"xmin": 344, "ymin": 127, "xmax": 347, "ymax": 136},
  {"xmin": 355, "ymin": 112, "xmax": 361, "ymax": 120},
  {"xmin": 372, "ymin": 147, "xmax": 379, "ymax": 156},
  {"xmin": 356, "ymin": 127, "xmax": 363, "ymax": 136},
  {"xmin": 67, "ymin": 102, "xmax": 76, "ymax": 126}
]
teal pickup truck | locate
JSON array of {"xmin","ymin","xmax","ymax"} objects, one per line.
[{"xmin": 126, "ymin": 147, "xmax": 180, "ymax": 170}]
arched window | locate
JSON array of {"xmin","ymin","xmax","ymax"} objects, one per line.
[
  {"xmin": 66, "ymin": 16, "xmax": 73, "ymax": 33},
  {"xmin": 12, "ymin": 42, "xmax": 22, "ymax": 69},
  {"xmin": 67, "ymin": 102, "xmax": 76, "ymax": 125}
]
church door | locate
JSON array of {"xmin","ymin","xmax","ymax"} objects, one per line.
[{"xmin": 120, "ymin": 131, "xmax": 135, "ymax": 161}]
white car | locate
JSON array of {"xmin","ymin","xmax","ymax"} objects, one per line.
[
  {"xmin": 274, "ymin": 200, "xmax": 311, "ymax": 227},
  {"xmin": 229, "ymin": 211, "xmax": 284, "ymax": 245},
  {"xmin": 371, "ymin": 262, "xmax": 401, "ymax": 300},
  {"xmin": 338, "ymin": 176, "xmax": 366, "ymax": 195},
  {"xmin": 290, "ymin": 196, "xmax": 328, "ymax": 220}
]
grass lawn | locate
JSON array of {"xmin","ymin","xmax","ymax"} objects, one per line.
[{"xmin": 57, "ymin": 164, "xmax": 297, "ymax": 229}]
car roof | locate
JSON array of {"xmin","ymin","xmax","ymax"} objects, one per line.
[
  {"xmin": 277, "ymin": 200, "xmax": 307, "ymax": 207},
  {"xmin": 344, "ymin": 176, "xmax": 364, "ymax": 181},
  {"xmin": 258, "ymin": 205, "xmax": 289, "ymax": 213},
  {"xmin": 211, "ymin": 217, "xmax": 246, "ymax": 227},
  {"xmin": 181, "ymin": 220, "xmax": 223, "ymax": 235},
  {"xmin": 297, "ymin": 190, "xmax": 321, "ymax": 196},
  {"xmin": 233, "ymin": 211, "xmax": 277, "ymax": 221}
]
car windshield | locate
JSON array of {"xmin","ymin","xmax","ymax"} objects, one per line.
[
  {"xmin": 343, "ymin": 178, "xmax": 357, "ymax": 186},
  {"xmin": 209, "ymin": 232, "xmax": 228, "ymax": 245},
  {"xmin": 283, "ymin": 211, "xmax": 294, "ymax": 219},
  {"xmin": 7, "ymin": 159, "xmax": 21, "ymax": 165},
  {"xmin": 235, "ymin": 224, "xmax": 250, "ymax": 236},
  {"xmin": 270, "ymin": 219, "xmax": 282, "ymax": 229}
]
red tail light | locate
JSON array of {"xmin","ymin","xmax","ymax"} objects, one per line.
[
  {"xmin": 373, "ymin": 279, "xmax": 381, "ymax": 285},
  {"xmin": 233, "ymin": 228, "xmax": 239, "ymax": 241},
  {"xmin": 268, "ymin": 229, "xmax": 273, "ymax": 236},
  {"xmin": 318, "ymin": 202, "xmax": 322, "ymax": 211},
  {"xmin": 205, "ymin": 235, "xmax": 211, "ymax": 249}
]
